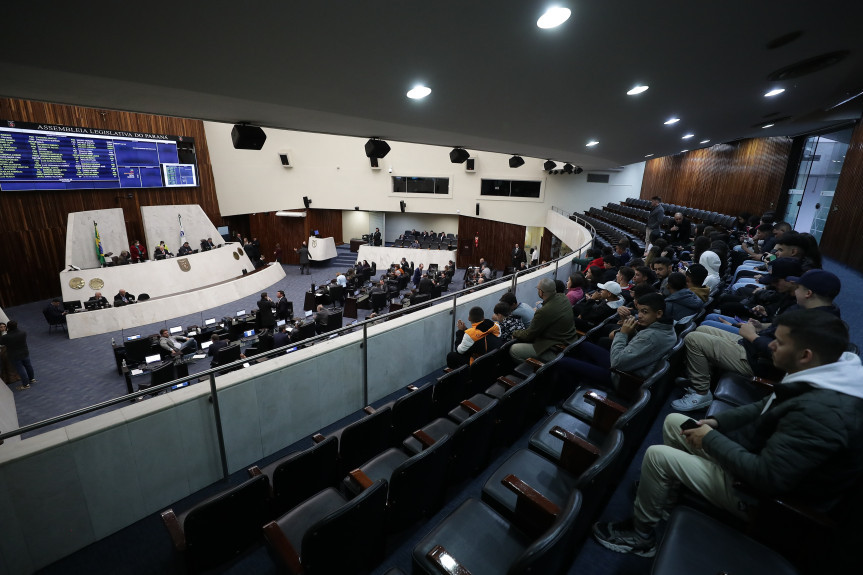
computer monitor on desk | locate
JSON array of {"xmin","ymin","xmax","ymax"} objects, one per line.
[
  {"xmin": 63, "ymin": 300, "xmax": 82, "ymax": 313},
  {"xmin": 126, "ymin": 334, "xmax": 142, "ymax": 341},
  {"xmin": 214, "ymin": 343, "xmax": 242, "ymax": 366},
  {"xmin": 242, "ymin": 329, "xmax": 255, "ymax": 338},
  {"xmin": 145, "ymin": 354, "xmax": 162, "ymax": 365},
  {"xmin": 125, "ymin": 337, "xmax": 153, "ymax": 365}
]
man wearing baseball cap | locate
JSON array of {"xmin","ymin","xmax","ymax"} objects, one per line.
[
  {"xmin": 573, "ymin": 280, "xmax": 624, "ymax": 332},
  {"xmin": 672, "ymin": 258, "xmax": 840, "ymax": 412},
  {"xmin": 788, "ymin": 269, "xmax": 842, "ymax": 303}
]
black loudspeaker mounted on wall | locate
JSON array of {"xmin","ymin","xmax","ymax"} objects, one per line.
[
  {"xmin": 400, "ymin": 200, "xmax": 406, "ymax": 213},
  {"xmin": 231, "ymin": 124, "xmax": 267, "ymax": 150},
  {"xmin": 449, "ymin": 148, "xmax": 470, "ymax": 164},
  {"xmin": 365, "ymin": 138, "xmax": 391, "ymax": 159},
  {"xmin": 465, "ymin": 157, "xmax": 476, "ymax": 172},
  {"xmin": 303, "ymin": 196, "xmax": 312, "ymax": 209},
  {"xmin": 476, "ymin": 203, "xmax": 480, "ymax": 216}
]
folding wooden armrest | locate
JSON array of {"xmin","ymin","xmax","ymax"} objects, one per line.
[
  {"xmin": 160, "ymin": 509, "xmax": 186, "ymax": 551},
  {"xmin": 312, "ymin": 433, "xmax": 327, "ymax": 444},
  {"xmin": 460, "ymin": 400, "xmax": 481, "ymax": 414},
  {"xmin": 502, "ymin": 474, "xmax": 561, "ymax": 537},
  {"xmin": 750, "ymin": 376, "xmax": 777, "ymax": 391},
  {"xmin": 363, "ymin": 405, "xmax": 376, "ymax": 415},
  {"xmin": 610, "ymin": 368, "xmax": 645, "ymax": 399},
  {"xmin": 406, "ymin": 384, "xmax": 419, "ymax": 392},
  {"xmin": 575, "ymin": 329, "xmax": 587, "ymax": 337},
  {"xmin": 496, "ymin": 375, "xmax": 519, "ymax": 389},
  {"xmin": 551, "ymin": 343, "xmax": 567, "ymax": 354},
  {"xmin": 412, "ymin": 429, "xmax": 437, "ymax": 449},
  {"xmin": 583, "ymin": 391, "xmax": 627, "ymax": 433},
  {"xmin": 443, "ymin": 367, "xmax": 454, "ymax": 373},
  {"xmin": 550, "ymin": 426, "xmax": 601, "ymax": 476},
  {"xmin": 247, "ymin": 465, "xmax": 263, "ymax": 477},
  {"xmin": 427, "ymin": 545, "xmax": 473, "ymax": 575},
  {"xmin": 733, "ymin": 481, "xmax": 837, "ymax": 529},
  {"xmin": 525, "ymin": 357, "xmax": 545, "ymax": 371},
  {"xmin": 348, "ymin": 468, "xmax": 374, "ymax": 491},
  {"xmin": 263, "ymin": 520, "xmax": 305, "ymax": 575}
]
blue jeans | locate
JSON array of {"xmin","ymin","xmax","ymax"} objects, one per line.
[
  {"xmin": 556, "ymin": 342, "xmax": 612, "ymax": 389},
  {"xmin": 700, "ymin": 313, "xmax": 741, "ymax": 334},
  {"xmin": 13, "ymin": 356, "xmax": 35, "ymax": 384}
]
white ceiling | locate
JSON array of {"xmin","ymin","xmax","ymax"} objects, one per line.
[{"xmin": 2, "ymin": 1, "xmax": 862, "ymax": 170}]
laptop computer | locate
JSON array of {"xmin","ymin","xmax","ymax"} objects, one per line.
[
  {"xmin": 204, "ymin": 318, "xmax": 216, "ymax": 326},
  {"xmin": 126, "ymin": 334, "xmax": 142, "ymax": 341},
  {"xmin": 201, "ymin": 340, "xmax": 213, "ymax": 349},
  {"xmin": 236, "ymin": 309, "xmax": 246, "ymax": 317},
  {"xmin": 305, "ymin": 310, "xmax": 313, "ymax": 318},
  {"xmin": 276, "ymin": 319, "xmax": 286, "ymax": 327},
  {"xmin": 242, "ymin": 329, "xmax": 255, "ymax": 338},
  {"xmin": 145, "ymin": 354, "xmax": 162, "ymax": 364},
  {"xmin": 169, "ymin": 326, "xmax": 182, "ymax": 334}
]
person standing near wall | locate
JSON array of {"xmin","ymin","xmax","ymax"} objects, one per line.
[
  {"xmin": 1, "ymin": 320, "xmax": 36, "ymax": 390},
  {"xmin": 295, "ymin": 241, "xmax": 311, "ymax": 275}
]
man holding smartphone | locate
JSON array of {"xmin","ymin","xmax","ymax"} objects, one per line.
[{"xmin": 593, "ymin": 310, "xmax": 863, "ymax": 557}]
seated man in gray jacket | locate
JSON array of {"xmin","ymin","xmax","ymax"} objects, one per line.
[
  {"xmin": 593, "ymin": 309, "xmax": 863, "ymax": 558},
  {"xmin": 554, "ymin": 292, "xmax": 676, "ymax": 389}
]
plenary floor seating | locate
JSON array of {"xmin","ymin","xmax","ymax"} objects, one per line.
[
  {"xmin": 160, "ymin": 474, "xmax": 272, "ymax": 573},
  {"xmin": 262, "ymin": 479, "xmax": 388, "ymax": 575},
  {"xmin": 342, "ymin": 432, "xmax": 453, "ymax": 532},
  {"xmin": 652, "ymin": 506, "xmax": 799, "ymax": 575},
  {"xmin": 412, "ymin": 489, "xmax": 583, "ymax": 575}
]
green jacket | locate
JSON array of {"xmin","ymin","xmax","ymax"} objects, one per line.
[{"xmin": 512, "ymin": 292, "xmax": 578, "ymax": 354}]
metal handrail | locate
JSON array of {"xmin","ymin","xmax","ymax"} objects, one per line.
[{"xmin": 0, "ymin": 215, "xmax": 597, "ymax": 449}]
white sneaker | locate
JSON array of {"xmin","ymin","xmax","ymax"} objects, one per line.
[{"xmin": 671, "ymin": 390, "xmax": 713, "ymax": 412}]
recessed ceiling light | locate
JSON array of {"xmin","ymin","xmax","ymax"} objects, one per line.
[
  {"xmin": 699, "ymin": 139, "xmax": 711, "ymax": 144},
  {"xmin": 537, "ymin": 6, "xmax": 572, "ymax": 29},
  {"xmin": 764, "ymin": 88, "xmax": 786, "ymax": 97},
  {"xmin": 664, "ymin": 118, "xmax": 680, "ymax": 125},
  {"xmin": 644, "ymin": 153, "xmax": 654, "ymax": 157},
  {"xmin": 586, "ymin": 140, "xmax": 599, "ymax": 147},
  {"xmin": 762, "ymin": 123, "xmax": 774, "ymax": 128},
  {"xmin": 627, "ymin": 85, "xmax": 649, "ymax": 95},
  {"xmin": 682, "ymin": 133, "xmax": 695, "ymax": 139},
  {"xmin": 406, "ymin": 85, "xmax": 431, "ymax": 99}
]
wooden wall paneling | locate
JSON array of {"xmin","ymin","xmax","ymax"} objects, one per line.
[
  {"xmin": 0, "ymin": 97, "xmax": 223, "ymax": 307},
  {"xmin": 820, "ymin": 120, "xmax": 863, "ymax": 272},
  {"xmin": 456, "ymin": 215, "xmax": 526, "ymax": 272},
  {"xmin": 307, "ymin": 209, "xmax": 344, "ymax": 244},
  {"xmin": 640, "ymin": 137, "xmax": 792, "ymax": 218},
  {"xmin": 248, "ymin": 212, "xmax": 307, "ymax": 265},
  {"xmin": 540, "ymin": 228, "xmax": 553, "ymax": 263}
]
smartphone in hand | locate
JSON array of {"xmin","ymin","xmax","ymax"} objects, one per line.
[{"xmin": 680, "ymin": 418, "xmax": 700, "ymax": 431}]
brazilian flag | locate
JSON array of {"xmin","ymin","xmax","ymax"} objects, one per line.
[{"xmin": 94, "ymin": 222, "xmax": 105, "ymax": 266}]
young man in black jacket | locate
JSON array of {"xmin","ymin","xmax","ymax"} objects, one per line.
[{"xmin": 594, "ymin": 310, "xmax": 863, "ymax": 558}]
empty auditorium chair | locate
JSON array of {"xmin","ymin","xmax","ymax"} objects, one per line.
[
  {"xmin": 343, "ymin": 433, "xmax": 452, "ymax": 531},
  {"xmin": 324, "ymin": 405, "xmax": 393, "ymax": 476},
  {"xmin": 161, "ymin": 474, "xmax": 272, "ymax": 573},
  {"xmin": 248, "ymin": 436, "xmax": 339, "ymax": 517},
  {"xmin": 412, "ymin": 489, "xmax": 583, "ymax": 575},
  {"xmin": 387, "ymin": 382, "xmax": 435, "ymax": 445},
  {"xmin": 561, "ymin": 361, "xmax": 669, "ymax": 426},
  {"xmin": 262, "ymin": 479, "xmax": 388, "ymax": 574},
  {"xmin": 652, "ymin": 506, "xmax": 799, "ymax": 575},
  {"xmin": 448, "ymin": 373, "xmax": 537, "ymax": 447},
  {"xmin": 402, "ymin": 398, "xmax": 498, "ymax": 486},
  {"xmin": 431, "ymin": 364, "xmax": 469, "ymax": 417}
]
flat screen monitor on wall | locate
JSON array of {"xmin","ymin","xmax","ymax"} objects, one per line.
[{"xmin": 0, "ymin": 119, "xmax": 198, "ymax": 191}]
